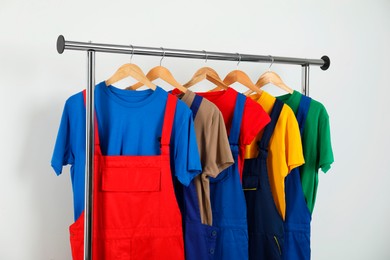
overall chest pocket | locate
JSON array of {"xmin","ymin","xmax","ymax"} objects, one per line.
[
  {"xmin": 242, "ymin": 175, "xmax": 260, "ymax": 191},
  {"xmin": 102, "ymin": 167, "xmax": 161, "ymax": 192}
]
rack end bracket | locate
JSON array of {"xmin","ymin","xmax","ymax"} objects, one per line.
[
  {"xmin": 321, "ymin": 55, "xmax": 330, "ymax": 70},
  {"xmin": 57, "ymin": 35, "xmax": 65, "ymax": 54}
]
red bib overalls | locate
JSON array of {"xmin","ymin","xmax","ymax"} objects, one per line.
[{"xmin": 69, "ymin": 91, "xmax": 184, "ymax": 259}]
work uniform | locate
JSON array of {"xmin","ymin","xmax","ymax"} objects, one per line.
[
  {"xmin": 277, "ymin": 91, "xmax": 334, "ymax": 214},
  {"xmin": 243, "ymin": 99, "xmax": 285, "ymax": 259},
  {"xmin": 284, "ymin": 95, "xmax": 312, "ymax": 260},
  {"xmin": 209, "ymin": 93, "xmax": 249, "ymax": 260},
  {"xmin": 69, "ymin": 92, "xmax": 185, "ymax": 259},
  {"xmin": 175, "ymin": 93, "xmax": 232, "ymax": 260}
]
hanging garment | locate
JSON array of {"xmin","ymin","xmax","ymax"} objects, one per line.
[
  {"xmin": 172, "ymin": 90, "xmax": 234, "ymax": 260},
  {"xmin": 196, "ymin": 87, "xmax": 270, "ymax": 180},
  {"xmin": 244, "ymin": 91, "xmax": 304, "ymax": 220},
  {"xmin": 69, "ymin": 91, "xmax": 185, "ymax": 259},
  {"xmin": 284, "ymin": 94, "xmax": 312, "ymax": 260},
  {"xmin": 277, "ymin": 91, "xmax": 334, "ymax": 213},
  {"xmin": 172, "ymin": 89, "xmax": 234, "ymax": 225},
  {"xmin": 207, "ymin": 93, "xmax": 249, "ymax": 260},
  {"xmin": 51, "ymin": 82, "xmax": 201, "ymax": 222},
  {"xmin": 243, "ymin": 99, "xmax": 285, "ymax": 260}
]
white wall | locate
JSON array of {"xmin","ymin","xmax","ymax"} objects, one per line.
[{"xmin": 1, "ymin": 0, "xmax": 389, "ymax": 259}]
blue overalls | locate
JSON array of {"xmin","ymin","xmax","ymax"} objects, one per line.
[
  {"xmin": 209, "ymin": 93, "xmax": 249, "ymax": 260},
  {"xmin": 283, "ymin": 95, "xmax": 312, "ymax": 260},
  {"xmin": 242, "ymin": 99, "xmax": 285, "ymax": 260},
  {"xmin": 175, "ymin": 95, "xmax": 219, "ymax": 260}
]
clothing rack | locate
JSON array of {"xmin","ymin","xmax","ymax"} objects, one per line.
[{"xmin": 56, "ymin": 34, "xmax": 330, "ymax": 260}]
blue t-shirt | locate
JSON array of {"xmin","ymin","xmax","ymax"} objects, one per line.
[{"xmin": 51, "ymin": 82, "xmax": 202, "ymax": 221}]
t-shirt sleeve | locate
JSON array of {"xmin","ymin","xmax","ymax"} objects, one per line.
[
  {"xmin": 240, "ymin": 98, "xmax": 271, "ymax": 145},
  {"xmin": 172, "ymin": 104, "xmax": 202, "ymax": 186},
  {"xmin": 318, "ymin": 108, "xmax": 334, "ymax": 173},
  {"xmin": 202, "ymin": 109, "xmax": 234, "ymax": 178},
  {"xmin": 51, "ymin": 101, "xmax": 74, "ymax": 175},
  {"xmin": 285, "ymin": 108, "xmax": 305, "ymax": 174}
]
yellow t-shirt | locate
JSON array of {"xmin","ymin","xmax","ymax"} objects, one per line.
[{"xmin": 244, "ymin": 91, "xmax": 304, "ymax": 220}]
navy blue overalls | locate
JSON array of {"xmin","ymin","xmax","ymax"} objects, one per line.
[
  {"xmin": 209, "ymin": 93, "xmax": 249, "ymax": 260},
  {"xmin": 175, "ymin": 95, "xmax": 219, "ymax": 260},
  {"xmin": 283, "ymin": 94, "xmax": 312, "ymax": 260},
  {"xmin": 242, "ymin": 99, "xmax": 285, "ymax": 260}
]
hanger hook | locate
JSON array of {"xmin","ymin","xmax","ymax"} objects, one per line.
[
  {"xmin": 236, "ymin": 53, "xmax": 241, "ymax": 67},
  {"xmin": 203, "ymin": 50, "xmax": 208, "ymax": 63},
  {"xmin": 160, "ymin": 47, "xmax": 165, "ymax": 66},
  {"xmin": 268, "ymin": 55, "xmax": 274, "ymax": 71},
  {"xmin": 129, "ymin": 44, "xmax": 135, "ymax": 63}
]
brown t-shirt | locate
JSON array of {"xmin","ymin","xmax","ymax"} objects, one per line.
[{"xmin": 180, "ymin": 90, "xmax": 234, "ymax": 225}]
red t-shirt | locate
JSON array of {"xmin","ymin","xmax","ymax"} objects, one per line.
[{"xmin": 196, "ymin": 88, "xmax": 270, "ymax": 179}]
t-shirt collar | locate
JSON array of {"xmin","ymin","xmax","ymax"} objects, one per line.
[{"xmin": 99, "ymin": 81, "xmax": 163, "ymax": 108}]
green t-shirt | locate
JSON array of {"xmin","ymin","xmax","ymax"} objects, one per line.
[{"xmin": 277, "ymin": 91, "xmax": 334, "ymax": 213}]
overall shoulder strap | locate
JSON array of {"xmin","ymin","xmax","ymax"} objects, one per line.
[
  {"xmin": 228, "ymin": 93, "xmax": 246, "ymax": 145},
  {"xmin": 189, "ymin": 95, "xmax": 203, "ymax": 119},
  {"xmin": 160, "ymin": 94, "xmax": 178, "ymax": 149},
  {"xmin": 259, "ymin": 99, "xmax": 284, "ymax": 149},
  {"xmin": 296, "ymin": 94, "xmax": 312, "ymax": 135}
]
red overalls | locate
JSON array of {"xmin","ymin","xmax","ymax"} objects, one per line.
[{"xmin": 69, "ymin": 91, "xmax": 184, "ymax": 259}]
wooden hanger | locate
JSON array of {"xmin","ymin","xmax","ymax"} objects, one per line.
[
  {"xmin": 105, "ymin": 63, "xmax": 156, "ymax": 90},
  {"xmin": 256, "ymin": 71, "xmax": 293, "ymax": 93},
  {"xmin": 223, "ymin": 69, "xmax": 263, "ymax": 95},
  {"xmin": 221, "ymin": 54, "xmax": 262, "ymax": 95},
  {"xmin": 105, "ymin": 45, "xmax": 156, "ymax": 90},
  {"xmin": 244, "ymin": 56, "xmax": 293, "ymax": 95},
  {"xmin": 128, "ymin": 48, "xmax": 187, "ymax": 93},
  {"xmin": 183, "ymin": 51, "xmax": 229, "ymax": 90},
  {"xmin": 128, "ymin": 66, "xmax": 187, "ymax": 92},
  {"xmin": 184, "ymin": 66, "xmax": 229, "ymax": 89}
]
